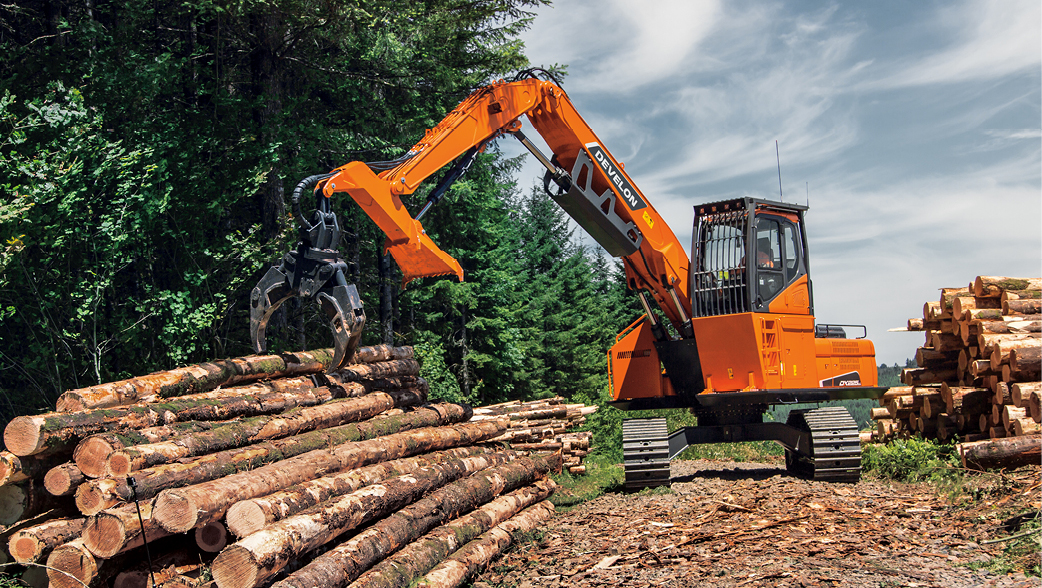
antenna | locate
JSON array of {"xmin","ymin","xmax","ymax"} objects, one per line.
[
  {"xmin": 775, "ymin": 140, "xmax": 783, "ymax": 201},
  {"xmin": 806, "ymin": 182, "xmax": 809, "ymax": 208}
]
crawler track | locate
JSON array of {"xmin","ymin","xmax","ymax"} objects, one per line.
[
  {"xmin": 785, "ymin": 406, "xmax": 862, "ymax": 483},
  {"xmin": 622, "ymin": 417, "xmax": 670, "ymax": 489}
]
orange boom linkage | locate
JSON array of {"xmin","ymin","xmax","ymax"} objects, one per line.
[{"xmin": 251, "ymin": 70, "xmax": 885, "ymax": 487}]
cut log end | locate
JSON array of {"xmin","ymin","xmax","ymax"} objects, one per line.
[
  {"xmin": 225, "ymin": 500, "xmax": 266, "ymax": 538},
  {"xmin": 82, "ymin": 513, "xmax": 127, "ymax": 559},
  {"xmin": 4, "ymin": 417, "xmax": 44, "ymax": 457},
  {"xmin": 152, "ymin": 490, "xmax": 196, "ymax": 533},
  {"xmin": 75, "ymin": 481, "xmax": 120, "ymax": 516},
  {"xmin": 47, "ymin": 540, "xmax": 99, "ymax": 588},
  {"xmin": 9, "ymin": 534, "xmax": 42, "ymax": 563},
  {"xmin": 195, "ymin": 520, "xmax": 229, "ymax": 553},
  {"xmin": 211, "ymin": 545, "xmax": 259, "ymax": 588},
  {"xmin": 44, "ymin": 464, "xmax": 85, "ymax": 497},
  {"xmin": 107, "ymin": 452, "xmax": 133, "ymax": 477},
  {"xmin": 74, "ymin": 436, "xmax": 120, "ymax": 478}
]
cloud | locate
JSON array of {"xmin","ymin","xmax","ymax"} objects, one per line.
[{"xmin": 870, "ymin": 0, "xmax": 1041, "ymax": 89}]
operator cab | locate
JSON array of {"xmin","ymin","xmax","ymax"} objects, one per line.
[{"xmin": 690, "ymin": 198, "xmax": 811, "ymax": 318}]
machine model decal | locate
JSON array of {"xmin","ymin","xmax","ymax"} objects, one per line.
[
  {"xmin": 819, "ymin": 371, "xmax": 862, "ymax": 387},
  {"xmin": 586, "ymin": 143, "xmax": 648, "ymax": 211}
]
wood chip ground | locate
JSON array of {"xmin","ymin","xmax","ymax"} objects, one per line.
[{"xmin": 475, "ymin": 459, "xmax": 1040, "ymax": 588}]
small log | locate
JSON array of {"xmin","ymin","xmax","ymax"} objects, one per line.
[
  {"xmin": 82, "ymin": 501, "xmax": 171, "ymax": 558},
  {"xmin": 46, "ymin": 538, "xmax": 127, "ymax": 588},
  {"xmin": 959, "ymin": 435, "xmax": 1041, "ymax": 470},
  {"xmin": 107, "ymin": 387, "xmax": 426, "ymax": 475},
  {"xmin": 989, "ymin": 426, "xmax": 1007, "ymax": 439},
  {"xmin": 226, "ymin": 446, "xmax": 494, "ymax": 538},
  {"xmin": 975, "ymin": 277, "xmax": 1042, "ymax": 298},
  {"xmin": 76, "ymin": 402, "xmax": 466, "ymax": 515},
  {"xmin": 929, "ymin": 332, "xmax": 965, "ymax": 353},
  {"xmin": 1013, "ymin": 418, "xmax": 1041, "ymax": 437},
  {"xmin": 153, "ymin": 418, "xmax": 506, "ymax": 533},
  {"xmin": 870, "ymin": 407, "xmax": 890, "ymax": 420},
  {"xmin": 196, "ymin": 521, "xmax": 229, "ymax": 553},
  {"xmin": 946, "ymin": 388, "xmax": 990, "ymax": 415},
  {"xmin": 54, "ymin": 348, "xmax": 339, "ymax": 411},
  {"xmin": 881, "ymin": 387, "xmax": 915, "ymax": 402},
  {"xmin": 0, "ymin": 482, "xmax": 68, "ymax": 526},
  {"xmin": 902, "ymin": 367, "xmax": 957, "ymax": 386},
  {"xmin": 0, "ymin": 451, "xmax": 71, "ymax": 486},
  {"xmin": 989, "ymin": 338, "xmax": 1041, "ymax": 370},
  {"xmin": 8, "ymin": 517, "xmax": 86, "ymax": 563},
  {"xmin": 940, "ymin": 288, "xmax": 970, "ymax": 310},
  {"xmin": 569, "ymin": 465, "xmax": 587, "ymax": 474},
  {"xmin": 1011, "ymin": 346, "xmax": 1041, "ymax": 373},
  {"xmin": 1012, "ymin": 382, "xmax": 1042, "ymax": 408},
  {"xmin": 1004, "ymin": 299, "xmax": 1042, "ymax": 315},
  {"xmin": 952, "ymin": 297, "xmax": 1001, "ymax": 317},
  {"xmin": 113, "ymin": 548, "xmax": 202, "ymax": 588},
  {"xmin": 270, "ymin": 470, "xmax": 556, "ymax": 588},
  {"xmin": 414, "ymin": 501, "xmax": 557, "ymax": 588},
  {"xmin": 210, "ymin": 453, "xmax": 551, "ymax": 588},
  {"xmin": 993, "ymin": 381, "xmax": 1013, "ymax": 405},
  {"xmin": 1003, "ymin": 406, "xmax": 1028, "ymax": 430},
  {"xmin": 43, "ymin": 463, "xmax": 85, "ymax": 497},
  {"xmin": 5, "ymin": 383, "xmax": 339, "ymax": 457}
]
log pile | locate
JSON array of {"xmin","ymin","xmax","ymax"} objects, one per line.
[
  {"xmin": 879, "ymin": 275, "xmax": 1042, "ymax": 469},
  {"xmin": 472, "ymin": 398, "xmax": 597, "ymax": 474},
  {"xmin": 0, "ymin": 345, "xmax": 569, "ymax": 588}
]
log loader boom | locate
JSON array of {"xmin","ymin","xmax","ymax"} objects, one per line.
[{"xmin": 251, "ymin": 70, "xmax": 885, "ymax": 486}]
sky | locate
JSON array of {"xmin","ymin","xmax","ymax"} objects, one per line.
[{"xmin": 497, "ymin": 0, "xmax": 1042, "ymax": 365}]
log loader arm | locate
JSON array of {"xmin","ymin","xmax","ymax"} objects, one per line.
[{"xmin": 251, "ymin": 71, "xmax": 690, "ymax": 370}]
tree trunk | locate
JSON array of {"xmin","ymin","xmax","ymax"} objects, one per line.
[
  {"xmin": 81, "ymin": 501, "xmax": 172, "ymax": 558},
  {"xmin": 108, "ymin": 387, "xmax": 426, "ymax": 475},
  {"xmin": 210, "ymin": 452, "xmax": 526, "ymax": 588},
  {"xmin": 928, "ymin": 332, "xmax": 964, "ymax": 353},
  {"xmin": 226, "ymin": 446, "xmax": 495, "ymax": 538},
  {"xmin": 901, "ymin": 367, "xmax": 956, "ymax": 386},
  {"xmin": 946, "ymin": 388, "xmax": 990, "ymax": 415},
  {"xmin": 0, "ymin": 451, "xmax": 69, "ymax": 486},
  {"xmin": 46, "ymin": 538, "xmax": 128, "ymax": 588},
  {"xmin": 54, "ymin": 348, "xmax": 337, "ymax": 412},
  {"xmin": 286, "ymin": 477, "xmax": 556, "ymax": 588},
  {"xmin": 974, "ymin": 276, "xmax": 1042, "ymax": 298},
  {"xmin": 1004, "ymin": 299, "xmax": 1042, "ymax": 315},
  {"xmin": 952, "ymin": 296, "xmax": 1000, "ymax": 317},
  {"xmin": 1011, "ymin": 346, "xmax": 1041, "ymax": 373},
  {"xmin": 959, "ymin": 435, "xmax": 1041, "ymax": 470},
  {"xmin": 153, "ymin": 418, "xmax": 505, "ymax": 533},
  {"xmin": 1012, "ymin": 382, "xmax": 1041, "ymax": 408},
  {"xmin": 5, "ymin": 383, "xmax": 342, "ymax": 457},
  {"xmin": 990, "ymin": 338, "xmax": 1041, "ymax": 370},
  {"xmin": 76, "ymin": 403, "xmax": 468, "ymax": 515},
  {"xmin": 43, "ymin": 463, "xmax": 85, "ymax": 497},
  {"xmin": 940, "ymin": 288, "xmax": 970, "ymax": 310},
  {"xmin": 8, "ymin": 517, "xmax": 86, "ymax": 563},
  {"xmin": 1013, "ymin": 418, "xmax": 1041, "ymax": 436},
  {"xmin": 414, "ymin": 501, "xmax": 557, "ymax": 588}
]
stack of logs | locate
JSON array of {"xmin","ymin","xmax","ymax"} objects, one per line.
[
  {"xmin": 472, "ymin": 399, "xmax": 597, "ymax": 474},
  {"xmin": 873, "ymin": 275, "xmax": 1041, "ymax": 469},
  {"xmin": 0, "ymin": 345, "xmax": 595, "ymax": 588}
]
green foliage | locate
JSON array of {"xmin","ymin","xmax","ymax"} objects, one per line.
[
  {"xmin": 877, "ymin": 359, "xmax": 916, "ymax": 387},
  {"xmin": 861, "ymin": 436, "xmax": 961, "ymax": 483},
  {"xmin": 550, "ymin": 457, "xmax": 623, "ymax": 510}
]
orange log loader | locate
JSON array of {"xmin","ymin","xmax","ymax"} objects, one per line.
[{"xmin": 250, "ymin": 70, "xmax": 884, "ymax": 487}]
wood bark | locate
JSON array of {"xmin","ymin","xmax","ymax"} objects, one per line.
[
  {"xmin": 8, "ymin": 517, "xmax": 85, "ymax": 563},
  {"xmin": 55, "ymin": 348, "xmax": 341, "ymax": 411},
  {"xmin": 1011, "ymin": 346, "xmax": 1041, "ymax": 373},
  {"xmin": 1013, "ymin": 418, "xmax": 1041, "ymax": 436},
  {"xmin": 870, "ymin": 407, "xmax": 890, "ymax": 420},
  {"xmin": 974, "ymin": 276, "xmax": 1042, "ymax": 298},
  {"xmin": 0, "ymin": 451, "xmax": 68, "ymax": 486},
  {"xmin": 959, "ymin": 435, "xmax": 1041, "ymax": 470},
  {"xmin": 414, "ymin": 501, "xmax": 557, "ymax": 588},
  {"xmin": 940, "ymin": 288, "xmax": 970, "ymax": 310},
  {"xmin": 1002, "ymin": 406, "xmax": 1028, "ymax": 430},
  {"xmin": 5, "ymin": 383, "xmax": 338, "ymax": 457},
  {"xmin": 975, "ymin": 319, "xmax": 1042, "ymax": 335},
  {"xmin": 1004, "ymin": 299, "xmax": 1042, "ymax": 315},
  {"xmin": 881, "ymin": 387, "xmax": 915, "ymax": 402},
  {"xmin": 43, "ymin": 463, "xmax": 85, "ymax": 496},
  {"xmin": 76, "ymin": 403, "xmax": 468, "ymax": 515},
  {"xmin": 945, "ymin": 388, "xmax": 990, "ymax": 415},
  {"xmin": 81, "ymin": 501, "xmax": 172, "ymax": 558},
  {"xmin": 270, "ymin": 472, "xmax": 555, "ymax": 588},
  {"xmin": 210, "ymin": 452, "xmax": 537, "ymax": 588},
  {"xmin": 1012, "ymin": 382, "xmax": 1041, "ymax": 408},
  {"xmin": 305, "ymin": 479, "xmax": 556, "ymax": 588},
  {"xmin": 108, "ymin": 387, "xmax": 426, "ymax": 475},
  {"xmin": 952, "ymin": 296, "xmax": 1000, "ymax": 317},
  {"xmin": 226, "ymin": 446, "xmax": 495, "ymax": 537},
  {"xmin": 929, "ymin": 332, "xmax": 964, "ymax": 353},
  {"xmin": 902, "ymin": 367, "xmax": 956, "ymax": 386},
  {"xmin": 153, "ymin": 418, "xmax": 506, "ymax": 533},
  {"xmin": 71, "ymin": 376, "xmax": 423, "ymax": 477}
]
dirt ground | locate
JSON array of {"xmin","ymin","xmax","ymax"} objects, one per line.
[{"xmin": 474, "ymin": 459, "xmax": 1041, "ymax": 588}]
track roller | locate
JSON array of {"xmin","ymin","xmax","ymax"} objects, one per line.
[
  {"xmin": 784, "ymin": 406, "xmax": 861, "ymax": 483},
  {"xmin": 622, "ymin": 417, "xmax": 671, "ymax": 490}
]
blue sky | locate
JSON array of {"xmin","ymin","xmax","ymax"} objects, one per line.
[{"xmin": 499, "ymin": 0, "xmax": 1041, "ymax": 365}]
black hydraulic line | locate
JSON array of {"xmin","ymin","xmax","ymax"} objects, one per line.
[
  {"xmin": 291, "ymin": 173, "xmax": 336, "ymax": 231},
  {"xmin": 416, "ymin": 145, "xmax": 482, "ymax": 221}
]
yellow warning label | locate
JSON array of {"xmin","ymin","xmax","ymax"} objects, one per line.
[{"xmin": 643, "ymin": 210, "xmax": 654, "ymax": 229}]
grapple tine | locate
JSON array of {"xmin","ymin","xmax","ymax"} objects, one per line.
[
  {"xmin": 250, "ymin": 265, "xmax": 296, "ymax": 353},
  {"xmin": 316, "ymin": 284, "xmax": 366, "ymax": 372}
]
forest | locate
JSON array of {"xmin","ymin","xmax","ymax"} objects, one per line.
[{"xmin": 0, "ymin": 0, "xmax": 899, "ymax": 428}]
